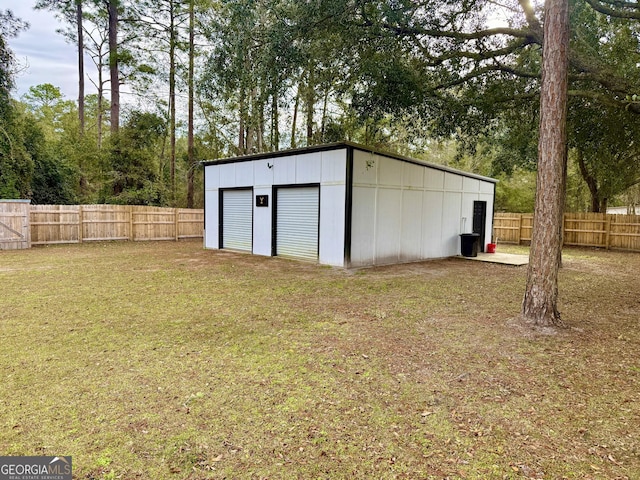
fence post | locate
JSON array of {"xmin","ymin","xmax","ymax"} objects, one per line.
[
  {"xmin": 562, "ymin": 213, "xmax": 567, "ymax": 248},
  {"xmin": 78, "ymin": 205, "xmax": 83, "ymax": 243},
  {"xmin": 129, "ymin": 206, "xmax": 134, "ymax": 241},
  {"xmin": 516, "ymin": 215, "xmax": 522, "ymax": 244},
  {"xmin": 175, "ymin": 208, "xmax": 179, "ymax": 241},
  {"xmin": 605, "ymin": 216, "xmax": 611, "ymax": 250}
]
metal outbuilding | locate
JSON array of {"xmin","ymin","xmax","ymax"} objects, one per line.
[{"xmin": 202, "ymin": 142, "xmax": 497, "ymax": 267}]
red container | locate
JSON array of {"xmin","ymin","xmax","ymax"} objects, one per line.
[{"xmin": 487, "ymin": 243, "xmax": 496, "ymax": 253}]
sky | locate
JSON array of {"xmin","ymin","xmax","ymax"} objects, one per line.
[{"xmin": 1, "ymin": 0, "xmax": 91, "ymax": 101}]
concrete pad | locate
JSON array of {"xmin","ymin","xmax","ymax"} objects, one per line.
[{"xmin": 458, "ymin": 252, "xmax": 529, "ymax": 266}]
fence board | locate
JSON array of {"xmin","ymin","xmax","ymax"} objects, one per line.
[
  {"xmin": 177, "ymin": 208, "xmax": 205, "ymax": 240},
  {"xmin": 132, "ymin": 206, "xmax": 175, "ymax": 241},
  {"xmin": 610, "ymin": 214, "xmax": 640, "ymax": 251},
  {"xmin": 492, "ymin": 214, "xmax": 522, "ymax": 244},
  {"xmin": 30, "ymin": 205, "xmax": 80, "ymax": 245},
  {"xmin": 493, "ymin": 212, "xmax": 640, "ymax": 252}
]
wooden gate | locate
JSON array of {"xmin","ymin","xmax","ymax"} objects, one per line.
[{"xmin": 0, "ymin": 200, "xmax": 31, "ymax": 250}]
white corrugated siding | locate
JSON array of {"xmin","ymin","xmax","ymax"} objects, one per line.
[
  {"xmin": 222, "ymin": 189, "xmax": 253, "ymax": 251},
  {"xmin": 276, "ymin": 187, "xmax": 319, "ymax": 261}
]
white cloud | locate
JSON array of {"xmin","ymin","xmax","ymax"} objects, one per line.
[{"xmin": 1, "ymin": 0, "xmax": 93, "ymax": 100}]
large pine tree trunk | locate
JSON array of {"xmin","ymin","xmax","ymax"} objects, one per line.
[
  {"xmin": 169, "ymin": 0, "xmax": 177, "ymax": 203},
  {"xmin": 108, "ymin": 0, "xmax": 119, "ymax": 134},
  {"xmin": 186, "ymin": 0, "xmax": 195, "ymax": 209},
  {"xmin": 76, "ymin": 0, "xmax": 85, "ymax": 136},
  {"xmin": 522, "ymin": 0, "xmax": 569, "ymax": 327}
]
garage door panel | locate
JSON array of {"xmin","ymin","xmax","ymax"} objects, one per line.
[
  {"xmin": 276, "ymin": 187, "xmax": 319, "ymax": 261},
  {"xmin": 222, "ymin": 189, "xmax": 253, "ymax": 252}
]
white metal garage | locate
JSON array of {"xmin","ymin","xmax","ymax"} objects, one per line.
[{"xmin": 203, "ymin": 142, "xmax": 497, "ymax": 267}]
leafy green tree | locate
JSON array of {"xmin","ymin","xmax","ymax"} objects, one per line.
[
  {"xmin": 55, "ymin": 97, "xmax": 105, "ymax": 202},
  {"xmin": 21, "ymin": 84, "xmax": 77, "ymax": 140},
  {"xmin": 0, "ymin": 104, "xmax": 34, "ymax": 199},
  {"xmin": 0, "ymin": 10, "xmax": 32, "ymax": 199},
  {"xmin": 19, "ymin": 84, "xmax": 96, "ymax": 203},
  {"xmin": 103, "ymin": 110, "xmax": 168, "ymax": 205},
  {"xmin": 482, "ymin": 1, "xmax": 640, "ymax": 214},
  {"xmin": 200, "ymin": 0, "xmax": 324, "ymax": 153},
  {"xmin": 570, "ymin": 102, "xmax": 640, "ymax": 212},
  {"xmin": 199, "ymin": 0, "xmax": 269, "ymax": 154},
  {"xmin": 621, "ymin": 184, "xmax": 640, "ymax": 213},
  {"xmin": 24, "ymin": 112, "xmax": 79, "ymax": 205}
]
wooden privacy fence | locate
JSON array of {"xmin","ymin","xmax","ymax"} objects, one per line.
[
  {"xmin": 494, "ymin": 212, "xmax": 640, "ymax": 252},
  {"xmin": 26, "ymin": 205, "xmax": 203, "ymax": 246}
]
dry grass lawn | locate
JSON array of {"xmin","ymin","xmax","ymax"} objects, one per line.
[{"xmin": 0, "ymin": 240, "xmax": 638, "ymax": 479}]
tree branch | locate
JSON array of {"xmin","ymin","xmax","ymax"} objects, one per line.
[
  {"xmin": 416, "ymin": 37, "xmax": 532, "ymax": 67},
  {"xmin": 518, "ymin": 0, "xmax": 543, "ymax": 34},
  {"xmin": 568, "ymin": 89, "xmax": 640, "ymax": 113},
  {"xmin": 376, "ymin": 20, "xmax": 533, "ymax": 42},
  {"xmin": 584, "ymin": 0, "xmax": 640, "ymax": 19}
]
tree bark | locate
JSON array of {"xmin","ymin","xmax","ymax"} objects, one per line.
[
  {"xmin": 76, "ymin": 0, "xmax": 85, "ymax": 136},
  {"xmin": 271, "ymin": 90, "xmax": 279, "ymax": 151},
  {"xmin": 108, "ymin": 0, "xmax": 119, "ymax": 135},
  {"xmin": 186, "ymin": 0, "xmax": 195, "ymax": 209},
  {"xmin": 169, "ymin": 0, "xmax": 176, "ymax": 203},
  {"xmin": 305, "ymin": 68, "xmax": 315, "ymax": 145},
  {"xmin": 254, "ymin": 89, "xmax": 264, "ymax": 153},
  {"xmin": 291, "ymin": 84, "xmax": 299, "ymax": 149},
  {"xmin": 246, "ymin": 88, "xmax": 256, "ymax": 153},
  {"xmin": 521, "ymin": 0, "xmax": 569, "ymax": 328},
  {"xmin": 238, "ymin": 92, "xmax": 246, "ymax": 154},
  {"xmin": 321, "ymin": 87, "xmax": 329, "ymax": 143},
  {"xmin": 576, "ymin": 147, "xmax": 602, "ymax": 212}
]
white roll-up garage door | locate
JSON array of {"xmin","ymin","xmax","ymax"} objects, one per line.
[
  {"xmin": 276, "ymin": 186, "xmax": 319, "ymax": 261},
  {"xmin": 222, "ymin": 189, "xmax": 253, "ymax": 252}
]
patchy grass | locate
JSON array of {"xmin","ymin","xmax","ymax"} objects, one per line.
[{"xmin": 1, "ymin": 240, "xmax": 638, "ymax": 479}]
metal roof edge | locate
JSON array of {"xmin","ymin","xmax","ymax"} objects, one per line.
[
  {"xmin": 344, "ymin": 142, "xmax": 498, "ymax": 184},
  {"xmin": 200, "ymin": 142, "xmax": 352, "ymax": 166},
  {"xmin": 201, "ymin": 141, "xmax": 498, "ymax": 184}
]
